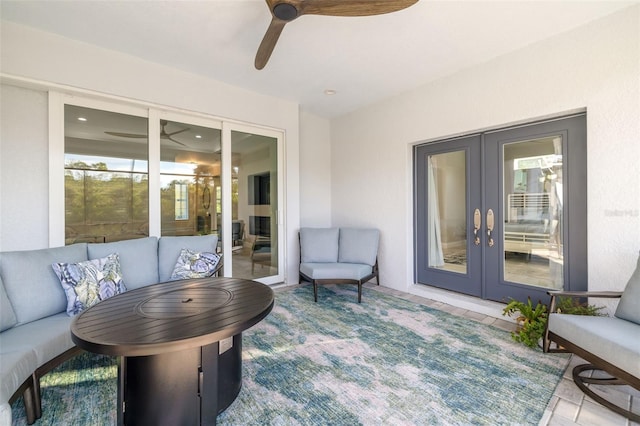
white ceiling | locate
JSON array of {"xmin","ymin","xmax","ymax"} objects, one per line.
[{"xmin": 1, "ymin": 0, "xmax": 635, "ymax": 118}]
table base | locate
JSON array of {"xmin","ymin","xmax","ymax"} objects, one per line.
[{"xmin": 118, "ymin": 334, "xmax": 242, "ymax": 425}]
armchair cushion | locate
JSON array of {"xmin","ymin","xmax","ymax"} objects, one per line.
[
  {"xmin": 548, "ymin": 314, "xmax": 640, "ymax": 379},
  {"xmin": 338, "ymin": 228, "xmax": 380, "ymax": 266},
  {"xmin": 300, "ymin": 228, "xmax": 339, "ymax": 263},
  {"xmin": 300, "ymin": 262, "xmax": 373, "ymax": 281},
  {"xmin": 614, "ymin": 251, "xmax": 640, "ymax": 325}
]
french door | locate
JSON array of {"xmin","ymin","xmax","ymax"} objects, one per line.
[{"xmin": 415, "ymin": 115, "xmax": 587, "ymax": 303}]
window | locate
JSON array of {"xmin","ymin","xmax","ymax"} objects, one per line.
[{"xmin": 174, "ymin": 183, "xmax": 189, "ymax": 220}]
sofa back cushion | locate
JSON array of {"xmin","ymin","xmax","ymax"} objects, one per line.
[
  {"xmin": 88, "ymin": 237, "xmax": 159, "ymax": 290},
  {"xmin": 300, "ymin": 228, "xmax": 339, "ymax": 263},
  {"xmin": 0, "ymin": 243, "xmax": 88, "ymax": 325},
  {"xmin": 615, "ymin": 251, "xmax": 640, "ymax": 324},
  {"xmin": 0, "ymin": 276, "xmax": 17, "ymax": 331},
  {"xmin": 338, "ymin": 228, "xmax": 380, "ymax": 267},
  {"xmin": 158, "ymin": 235, "xmax": 219, "ymax": 282}
]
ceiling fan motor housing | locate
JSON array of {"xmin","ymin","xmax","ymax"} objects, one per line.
[{"xmin": 273, "ymin": 3, "xmax": 299, "ymax": 21}]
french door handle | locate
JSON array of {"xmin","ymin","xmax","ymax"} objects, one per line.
[
  {"xmin": 473, "ymin": 209, "xmax": 482, "ymax": 246},
  {"xmin": 486, "ymin": 209, "xmax": 495, "ymax": 247}
]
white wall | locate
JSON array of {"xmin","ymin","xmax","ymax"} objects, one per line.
[
  {"xmin": 0, "ymin": 22, "xmax": 301, "ymax": 284},
  {"xmin": 331, "ymin": 6, "xmax": 640, "ymax": 311},
  {"xmin": 299, "ymin": 110, "xmax": 332, "ymax": 227},
  {"xmin": 0, "ymin": 85, "xmax": 49, "ymax": 250}
]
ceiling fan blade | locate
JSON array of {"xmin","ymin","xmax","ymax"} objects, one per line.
[
  {"xmin": 165, "ymin": 127, "xmax": 189, "ymax": 138},
  {"xmin": 167, "ymin": 136, "xmax": 187, "ymax": 146},
  {"xmin": 105, "ymin": 131, "xmax": 147, "ymax": 138},
  {"xmin": 301, "ymin": 0, "xmax": 418, "ymax": 17},
  {"xmin": 255, "ymin": 18, "xmax": 288, "ymax": 70}
]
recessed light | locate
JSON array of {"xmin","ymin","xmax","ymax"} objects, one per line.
[
  {"xmin": 195, "ymin": 135, "xmax": 202, "ymax": 139},
  {"xmin": 324, "ymin": 89, "xmax": 337, "ymax": 96},
  {"xmin": 77, "ymin": 117, "xmax": 87, "ymax": 122}
]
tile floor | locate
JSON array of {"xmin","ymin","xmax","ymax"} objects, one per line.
[{"xmin": 345, "ymin": 282, "xmax": 639, "ymax": 426}]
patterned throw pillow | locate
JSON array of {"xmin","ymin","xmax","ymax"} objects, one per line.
[
  {"xmin": 52, "ymin": 253, "xmax": 127, "ymax": 316},
  {"xmin": 170, "ymin": 249, "xmax": 221, "ymax": 281}
]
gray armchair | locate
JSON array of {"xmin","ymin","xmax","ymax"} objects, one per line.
[
  {"xmin": 543, "ymin": 251, "xmax": 640, "ymax": 421},
  {"xmin": 299, "ymin": 227, "xmax": 380, "ymax": 303}
]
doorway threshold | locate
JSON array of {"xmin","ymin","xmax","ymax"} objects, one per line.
[{"xmin": 409, "ymin": 283, "xmax": 507, "ymax": 320}]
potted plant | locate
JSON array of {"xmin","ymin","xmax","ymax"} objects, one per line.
[{"xmin": 502, "ymin": 296, "xmax": 605, "ymax": 348}]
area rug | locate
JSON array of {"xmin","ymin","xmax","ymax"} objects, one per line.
[{"xmin": 12, "ymin": 285, "xmax": 568, "ymax": 425}]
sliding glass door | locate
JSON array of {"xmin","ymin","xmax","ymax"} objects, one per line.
[{"xmin": 62, "ymin": 98, "xmax": 284, "ymax": 284}]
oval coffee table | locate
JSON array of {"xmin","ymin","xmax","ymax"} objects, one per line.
[{"xmin": 71, "ymin": 277, "xmax": 274, "ymax": 426}]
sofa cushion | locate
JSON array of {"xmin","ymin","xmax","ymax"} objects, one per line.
[
  {"xmin": 548, "ymin": 314, "xmax": 640, "ymax": 379},
  {"xmin": 0, "ymin": 313, "xmax": 75, "ymax": 366},
  {"xmin": 158, "ymin": 235, "xmax": 218, "ymax": 283},
  {"xmin": 338, "ymin": 228, "xmax": 380, "ymax": 266},
  {"xmin": 300, "ymin": 228, "xmax": 339, "ymax": 263},
  {"xmin": 170, "ymin": 249, "xmax": 220, "ymax": 281},
  {"xmin": 615, "ymin": 251, "xmax": 640, "ymax": 325},
  {"xmin": 0, "ymin": 243, "xmax": 88, "ymax": 325},
  {"xmin": 300, "ymin": 262, "xmax": 373, "ymax": 281},
  {"xmin": 52, "ymin": 253, "xmax": 127, "ymax": 316},
  {"xmin": 88, "ymin": 237, "xmax": 158, "ymax": 290},
  {"xmin": 0, "ymin": 348, "xmax": 38, "ymax": 404},
  {"xmin": 0, "ymin": 276, "xmax": 17, "ymax": 332}
]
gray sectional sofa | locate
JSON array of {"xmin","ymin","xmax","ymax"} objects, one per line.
[
  {"xmin": 0, "ymin": 234, "xmax": 219, "ymax": 425},
  {"xmin": 299, "ymin": 227, "xmax": 380, "ymax": 303}
]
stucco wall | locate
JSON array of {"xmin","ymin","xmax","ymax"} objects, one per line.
[{"xmin": 331, "ymin": 6, "xmax": 640, "ymax": 309}]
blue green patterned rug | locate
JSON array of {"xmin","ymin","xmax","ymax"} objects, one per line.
[{"xmin": 12, "ymin": 285, "xmax": 568, "ymax": 425}]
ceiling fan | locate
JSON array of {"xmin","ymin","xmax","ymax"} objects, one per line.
[
  {"xmin": 105, "ymin": 120, "xmax": 189, "ymax": 146},
  {"xmin": 255, "ymin": 0, "xmax": 418, "ymax": 70}
]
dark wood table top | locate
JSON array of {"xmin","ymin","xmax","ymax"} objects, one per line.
[{"xmin": 71, "ymin": 277, "xmax": 274, "ymax": 357}]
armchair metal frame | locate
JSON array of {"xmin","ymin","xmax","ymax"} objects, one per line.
[{"xmin": 543, "ymin": 290, "xmax": 640, "ymax": 422}]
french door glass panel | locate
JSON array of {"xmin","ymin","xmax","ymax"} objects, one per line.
[
  {"xmin": 427, "ymin": 151, "xmax": 468, "ymax": 274},
  {"xmin": 159, "ymin": 120, "xmax": 222, "ymax": 238},
  {"xmin": 502, "ymin": 136, "xmax": 563, "ymax": 290}
]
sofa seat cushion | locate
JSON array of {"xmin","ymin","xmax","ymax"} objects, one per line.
[
  {"xmin": 0, "ymin": 243, "xmax": 88, "ymax": 325},
  {"xmin": 0, "ymin": 313, "xmax": 75, "ymax": 367},
  {"xmin": 89, "ymin": 237, "xmax": 158, "ymax": 290},
  {"xmin": 158, "ymin": 235, "xmax": 218, "ymax": 283},
  {"xmin": 300, "ymin": 228, "xmax": 339, "ymax": 263},
  {"xmin": 300, "ymin": 262, "xmax": 373, "ymax": 281},
  {"xmin": 0, "ymin": 348, "xmax": 37, "ymax": 403},
  {"xmin": 548, "ymin": 314, "xmax": 640, "ymax": 378}
]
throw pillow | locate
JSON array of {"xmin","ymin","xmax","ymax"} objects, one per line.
[
  {"xmin": 52, "ymin": 253, "xmax": 127, "ymax": 316},
  {"xmin": 170, "ymin": 249, "xmax": 221, "ymax": 281}
]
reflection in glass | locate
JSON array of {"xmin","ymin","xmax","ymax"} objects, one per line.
[
  {"xmin": 159, "ymin": 120, "xmax": 221, "ymax": 238},
  {"xmin": 64, "ymin": 105, "xmax": 149, "ymax": 244},
  {"xmin": 231, "ymin": 131, "xmax": 278, "ymax": 280},
  {"xmin": 427, "ymin": 151, "xmax": 467, "ymax": 274},
  {"xmin": 503, "ymin": 136, "xmax": 563, "ymax": 289}
]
